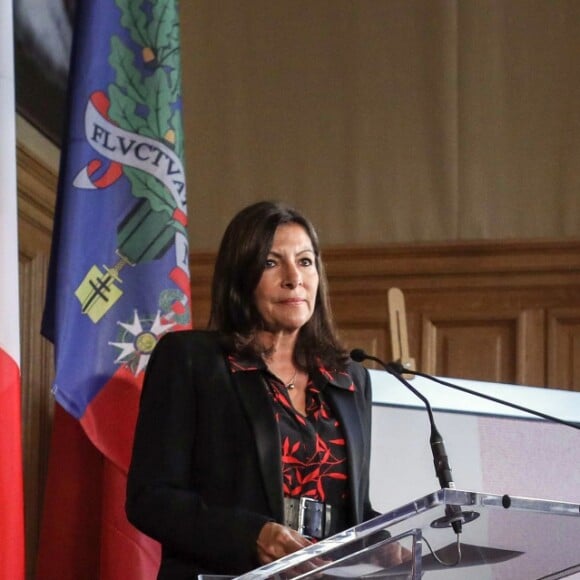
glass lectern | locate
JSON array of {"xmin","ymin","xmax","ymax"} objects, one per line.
[{"xmin": 227, "ymin": 489, "xmax": 580, "ymax": 579}]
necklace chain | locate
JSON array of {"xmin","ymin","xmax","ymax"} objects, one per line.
[
  {"xmin": 286, "ymin": 369, "xmax": 298, "ymax": 389},
  {"xmin": 265, "ymin": 358, "xmax": 299, "ymax": 389}
]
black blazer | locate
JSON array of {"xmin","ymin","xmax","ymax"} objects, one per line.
[{"xmin": 126, "ymin": 330, "xmax": 378, "ymax": 579}]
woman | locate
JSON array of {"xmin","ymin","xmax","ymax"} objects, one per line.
[{"xmin": 126, "ymin": 201, "xmax": 381, "ymax": 578}]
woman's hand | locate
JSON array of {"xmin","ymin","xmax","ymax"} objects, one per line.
[
  {"xmin": 370, "ymin": 539, "xmax": 413, "ymax": 568},
  {"xmin": 256, "ymin": 522, "xmax": 313, "ymax": 565}
]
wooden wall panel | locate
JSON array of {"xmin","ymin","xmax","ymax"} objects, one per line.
[
  {"xmin": 335, "ymin": 325, "xmax": 388, "ymax": 372},
  {"xmin": 17, "ymin": 146, "xmax": 57, "ymax": 261},
  {"xmin": 548, "ymin": 308, "xmax": 580, "ymax": 390},
  {"xmin": 421, "ymin": 309, "xmax": 545, "ymax": 385},
  {"xmin": 19, "ymin": 255, "xmax": 53, "ymax": 579},
  {"xmin": 422, "ymin": 314, "xmax": 518, "ymax": 382},
  {"xmin": 17, "ymin": 139, "xmax": 58, "ymax": 579},
  {"xmin": 322, "ymin": 244, "xmax": 580, "ymax": 391}
]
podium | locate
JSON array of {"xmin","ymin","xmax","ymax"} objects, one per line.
[{"xmin": 230, "ymin": 489, "xmax": 580, "ymax": 579}]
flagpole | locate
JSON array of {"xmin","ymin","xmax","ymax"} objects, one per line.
[{"xmin": 0, "ymin": 3, "xmax": 19, "ymax": 304}]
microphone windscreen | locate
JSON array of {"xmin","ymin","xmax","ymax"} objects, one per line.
[{"xmin": 350, "ymin": 348, "xmax": 367, "ymax": 362}]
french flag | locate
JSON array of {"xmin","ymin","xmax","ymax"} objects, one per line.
[{"xmin": 0, "ymin": 0, "xmax": 26, "ymax": 575}]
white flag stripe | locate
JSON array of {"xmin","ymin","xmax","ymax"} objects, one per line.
[{"xmin": 0, "ymin": 0, "xmax": 20, "ymax": 364}]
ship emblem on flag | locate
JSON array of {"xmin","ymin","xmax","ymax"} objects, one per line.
[{"xmin": 68, "ymin": 2, "xmax": 189, "ymax": 327}]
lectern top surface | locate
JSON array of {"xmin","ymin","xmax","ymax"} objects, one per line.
[{"xmin": 233, "ymin": 489, "xmax": 580, "ymax": 580}]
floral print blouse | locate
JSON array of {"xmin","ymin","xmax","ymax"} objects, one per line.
[{"xmin": 228, "ymin": 355, "xmax": 351, "ymax": 508}]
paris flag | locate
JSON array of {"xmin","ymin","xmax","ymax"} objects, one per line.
[{"xmin": 39, "ymin": 1, "xmax": 192, "ymax": 578}]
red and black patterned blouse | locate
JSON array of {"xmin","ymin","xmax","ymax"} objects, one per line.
[{"xmin": 228, "ymin": 355, "xmax": 352, "ymax": 509}]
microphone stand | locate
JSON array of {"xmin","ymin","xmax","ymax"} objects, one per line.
[
  {"xmin": 350, "ymin": 350, "xmax": 468, "ymax": 536},
  {"xmin": 351, "ymin": 349, "xmax": 580, "ymax": 570}
]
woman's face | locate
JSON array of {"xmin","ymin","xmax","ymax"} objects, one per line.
[{"xmin": 253, "ymin": 223, "xmax": 319, "ymax": 335}]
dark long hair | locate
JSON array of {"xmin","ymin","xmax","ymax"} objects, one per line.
[{"xmin": 208, "ymin": 201, "xmax": 347, "ymax": 370}]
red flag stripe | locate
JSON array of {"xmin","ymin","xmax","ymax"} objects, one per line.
[{"xmin": 0, "ymin": 350, "xmax": 25, "ymax": 579}]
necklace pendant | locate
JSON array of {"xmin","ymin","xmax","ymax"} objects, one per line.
[{"xmin": 286, "ymin": 369, "xmax": 297, "ymax": 389}]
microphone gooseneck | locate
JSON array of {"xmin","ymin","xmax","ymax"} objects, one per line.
[{"xmin": 407, "ymin": 369, "xmax": 580, "ymax": 431}]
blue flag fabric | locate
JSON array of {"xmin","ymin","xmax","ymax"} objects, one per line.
[{"xmin": 42, "ymin": 0, "xmax": 191, "ymax": 464}]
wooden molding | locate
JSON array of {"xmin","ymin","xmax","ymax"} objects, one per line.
[
  {"xmin": 547, "ymin": 308, "xmax": 580, "ymax": 390},
  {"xmin": 16, "ymin": 143, "xmax": 58, "ymax": 260},
  {"xmin": 19, "ymin": 254, "xmax": 54, "ymax": 578}
]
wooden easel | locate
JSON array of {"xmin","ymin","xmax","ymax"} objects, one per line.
[{"xmin": 387, "ymin": 287, "xmax": 416, "ymax": 378}]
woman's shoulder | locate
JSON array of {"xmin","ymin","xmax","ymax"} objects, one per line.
[
  {"xmin": 155, "ymin": 329, "xmax": 223, "ymax": 353},
  {"xmin": 318, "ymin": 358, "xmax": 371, "ymax": 392},
  {"xmin": 343, "ymin": 357, "xmax": 369, "ymax": 377},
  {"xmin": 343, "ymin": 359, "xmax": 372, "ymax": 391}
]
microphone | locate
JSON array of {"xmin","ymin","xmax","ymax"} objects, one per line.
[{"xmin": 351, "ymin": 348, "xmax": 468, "ymax": 534}]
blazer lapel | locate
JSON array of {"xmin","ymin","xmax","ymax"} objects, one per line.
[
  {"xmin": 232, "ymin": 370, "xmax": 284, "ymax": 522},
  {"xmin": 317, "ymin": 372, "xmax": 365, "ymax": 524}
]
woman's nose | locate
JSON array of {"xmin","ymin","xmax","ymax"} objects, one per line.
[{"xmin": 282, "ymin": 264, "xmax": 302, "ymax": 288}]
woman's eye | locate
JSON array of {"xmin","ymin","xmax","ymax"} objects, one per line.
[
  {"xmin": 300, "ymin": 257, "xmax": 313, "ymax": 267},
  {"xmin": 265, "ymin": 259, "xmax": 276, "ymax": 268}
]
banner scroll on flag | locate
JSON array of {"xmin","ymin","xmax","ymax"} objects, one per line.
[
  {"xmin": 39, "ymin": 1, "xmax": 191, "ymax": 578},
  {"xmin": 0, "ymin": 0, "xmax": 26, "ymax": 576}
]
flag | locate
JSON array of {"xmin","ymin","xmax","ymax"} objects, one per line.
[
  {"xmin": 0, "ymin": 0, "xmax": 26, "ymax": 577},
  {"xmin": 39, "ymin": 1, "xmax": 191, "ymax": 578}
]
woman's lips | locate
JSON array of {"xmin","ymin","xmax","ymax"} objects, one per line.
[{"xmin": 278, "ymin": 298, "xmax": 305, "ymax": 305}]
